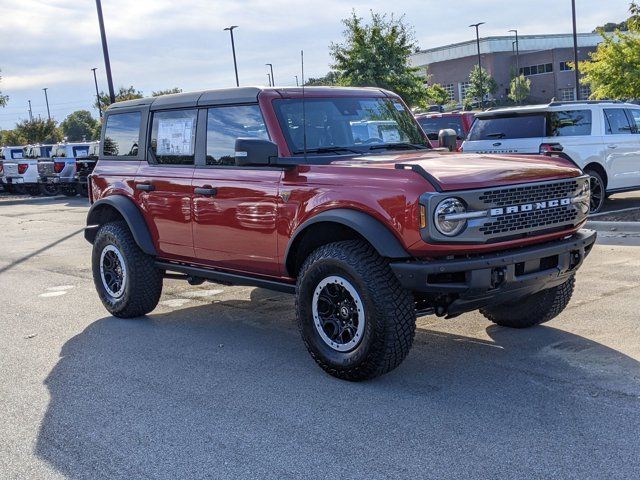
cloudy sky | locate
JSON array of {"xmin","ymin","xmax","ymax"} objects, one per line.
[{"xmin": 0, "ymin": 0, "xmax": 631, "ymax": 129}]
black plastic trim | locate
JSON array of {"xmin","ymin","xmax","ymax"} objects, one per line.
[
  {"xmin": 394, "ymin": 163, "xmax": 442, "ymax": 192},
  {"xmin": 156, "ymin": 261, "xmax": 295, "ymax": 294},
  {"xmin": 85, "ymin": 196, "xmax": 157, "ymax": 256}
]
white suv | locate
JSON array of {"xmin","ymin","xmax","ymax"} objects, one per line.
[{"xmin": 461, "ymin": 101, "xmax": 640, "ymax": 213}]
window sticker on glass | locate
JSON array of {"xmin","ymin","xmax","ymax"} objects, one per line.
[
  {"xmin": 157, "ymin": 117, "xmax": 195, "ymax": 155},
  {"xmin": 380, "ymin": 126, "xmax": 401, "ymax": 142},
  {"xmin": 393, "ymin": 102, "xmax": 405, "ymax": 111}
]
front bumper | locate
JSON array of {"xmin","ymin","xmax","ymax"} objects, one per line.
[{"xmin": 390, "ymin": 229, "xmax": 596, "ymax": 316}]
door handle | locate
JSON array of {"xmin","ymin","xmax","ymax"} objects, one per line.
[
  {"xmin": 607, "ymin": 144, "xmax": 618, "ymax": 149},
  {"xmin": 136, "ymin": 183, "xmax": 155, "ymax": 191},
  {"xmin": 194, "ymin": 186, "xmax": 217, "ymax": 196}
]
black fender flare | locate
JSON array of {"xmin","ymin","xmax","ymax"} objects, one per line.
[
  {"xmin": 285, "ymin": 209, "xmax": 411, "ymax": 273},
  {"xmin": 85, "ymin": 196, "xmax": 157, "ymax": 256}
]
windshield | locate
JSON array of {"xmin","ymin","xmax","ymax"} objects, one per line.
[
  {"xmin": 467, "ymin": 114, "xmax": 546, "ymax": 141},
  {"xmin": 417, "ymin": 116, "xmax": 466, "ymax": 141},
  {"xmin": 273, "ymin": 97, "xmax": 429, "ymax": 155}
]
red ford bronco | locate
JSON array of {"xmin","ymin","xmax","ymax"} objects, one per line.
[{"xmin": 85, "ymin": 87, "xmax": 595, "ymax": 380}]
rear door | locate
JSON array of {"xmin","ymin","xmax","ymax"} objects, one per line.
[
  {"xmin": 462, "ymin": 113, "xmax": 545, "ymax": 154},
  {"xmin": 134, "ymin": 108, "xmax": 197, "ymax": 260},
  {"xmin": 191, "ymin": 104, "xmax": 281, "ymax": 276},
  {"xmin": 603, "ymin": 108, "xmax": 640, "ymax": 189}
]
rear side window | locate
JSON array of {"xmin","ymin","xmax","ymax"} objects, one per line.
[
  {"xmin": 206, "ymin": 105, "xmax": 269, "ymax": 166},
  {"xmin": 626, "ymin": 109, "xmax": 640, "ymax": 133},
  {"xmin": 604, "ymin": 109, "xmax": 633, "ymax": 135},
  {"xmin": 73, "ymin": 146, "xmax": 90, "ymax": 158},
  {"xmin": 10, "ymin": 148, "xmax": 24, "ymax": 159},
  {"xmin": 467, "ymin": 114, "xmax": 545, "ymax": 141},
  {"xmin": 547, "ymin": 110, "xmax": 592, "ymax": 137},
  {"xmin": 103, "ymin": 112, "xmax": 142, "ymax": 157},
  {"xmin": 150, "ymin": 109, "xmax": 197, "ymax": 165}
]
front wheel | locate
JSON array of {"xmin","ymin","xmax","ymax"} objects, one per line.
[
  {"xmin": 92, "ymin": 221, "xmax": 163, "ymax": 318},
  {"xmin": 586, "ymin": 169, "xmax": 605, "ymax": 214},
  {"xmin": 480, "ymin": 276, "xmax": 575, "ymax": 328},
  {"xmin": 61, "ymin": 185, "xmax": 78, "ymax": 197},
  {"xmin": 39, "ymin": 183, "xmax": 60, "ymax": 196},
  {"xmin": 296, "ymin": 240, "xmax": 416, "ymax": 381}
]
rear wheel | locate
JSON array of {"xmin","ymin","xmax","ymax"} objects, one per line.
[
  {"xmin": 296, "ymin": 240, "xmax": 416, "ymax": 381},
  {"xmin": 26, "ymin": 185, "xmax": 40, "ymax": 196},
  {"xmin": 480, "ymin": 276, "xmax": 575, "ymax": 328},
  {"xmin": 61, "ymin": 185, "xmax": 78, "ymax": 197},
  {"xmin": 92, "ymin": 221, "xmax": 163, "ymax": 318},
  {"xmin": 39, "ymin": 183, "xmax": 60, "ymax": 196},
  {"xmin": 586, "ymin": 169, "xmax": 605, "ymax": 213}
]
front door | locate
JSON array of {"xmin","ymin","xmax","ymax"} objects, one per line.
[
  {"xmin": 191, "ymin": 104, "xmax": 282, "ymax": 276},
  {"xmin": 603, "ymin": 108, "xmax": 640, "ymax": 190},
  {"xmin": 134, "ymin": 108, "xmax": 198, "ymax": 260}
]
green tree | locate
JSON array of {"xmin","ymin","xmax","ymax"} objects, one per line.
[
  {"xmin": 304, "ymin": 71, "xmax": 342, "ymax": 86},
  {"xmin": 425, "ymin": 83, "xmax": 451, "ymax": 106},
  {"xmin": 2, "ymin": 129, "xmax": 25, "ymax": 145},
  {"xmin": 580, "ymin": 2, "xmax": 640, "ymax": 99},
  {"xmin": 508, "ymin": 74, "xmax": 531, "ymax": 104},
  {"xmin": 0, "ymin": 69, "xmax": 8, "ymax": 107},
  {"xmin": 330, "ymin": 11, "xmax": 427, "ymax": 106},
  {"xmin": 60, "ymin": 110, "xmax": 99, "ymax": 142},
  {"xmin": 95, "ymin": 86, "xmax": 144, "ymax": 112},
  {"xmin": 152, "ymin": 87, "xmax": 182, "ymax": 97},
  {"xmin": 465, "ymin": 65, "xmax": 498, "ymax": 106},
  {"xmin": 9, "ymin": 118, "xmax": 62, "ymax": 144}
]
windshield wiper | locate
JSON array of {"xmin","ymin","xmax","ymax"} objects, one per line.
[
  {"xmin": 367, "ymin": 142, "xmax": 430, "ymax": 151},
  {"xmin": 293, "ymin": 146, "xmax": 363, "ymax": 155}
]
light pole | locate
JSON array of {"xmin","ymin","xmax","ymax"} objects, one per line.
[
  {"xmin": 91, "ymin": 68, "xmax": 102, "ymax": 118},
  {"xmin": 469, "ymin": 22, "xmax": 485, "ymax": 108},
  {"xmin": 28, "ymin": 100, "xmax": 33, "ymax": 121},
  {"xmin": 509, "ymin": 29, "xmax": 520, "ymax": 74},
  {"xmin": 95, "ymin": 0, "xmax": 115, "ymax": 104},
  {"xmin": 267, "ymin": 73, "xmax": 272, "ymax": 87},
  {"xmin": 42, "ymin": 88, "xmax": 51, "ymax": 121},
  {"xmin": 265, "ymin": 63, "xmax": 275, "ymax": 86},
  {"xmin": 224, "ymin": 26, "xmax": 240, "ymax": 87},
  {"xmin": 571, "ymin": 0, "xmax": 580, "ymax": 100},
  {"xmin": 295, "ymin": 75, "xmax": 299, "ymax": 87}
]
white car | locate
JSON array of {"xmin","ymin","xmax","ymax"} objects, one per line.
[{"xmin": 461, "ymin": 101, "xmax": 640, "ymax": 213}]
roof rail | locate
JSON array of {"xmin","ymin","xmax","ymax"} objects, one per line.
[{"xmin": 548, "ymin": 100, "xmax": 624, "ymax": 106}]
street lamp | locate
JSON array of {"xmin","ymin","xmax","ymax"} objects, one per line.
[
  {"xmin": 265, "ymin": 63, "xmax": 275, "ymax": 86},
  {"xmin": 267, "ymin": 73, "xmax": 272, "ymax": 87},
  {"xmin": 91, "ymin": 68, "xmax": 102, "ymax": 118},
  {"xmin": 224, "ymin": 26, "xmax": 240, "ymax": 87},
  {"xmin": 95, "ymin": 0, "xmax": 115, "ymax": 104},
  {"xmin": 469, "ymin": 22, "xmax": 485, "ymax": 108},
  {"xmin": 42, "ymin": 88, "xmax": 51, "ymax": 121},
  {"xmin": 571, "ymin": 0, "xmax": 581, "ymax": 100},
  {"xmin": 509, "ymin": 29, "xmax": 520, "ymax": 74}
]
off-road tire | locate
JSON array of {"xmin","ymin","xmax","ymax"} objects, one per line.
[
  {"xmin": 296, "ymin": 240, "xmax": 416, "ymax": 381},
  {"xmin": 480, "ymin": 276, "xmax": 575, "ymax": 328},
  {"xmin": 92, "ymin": 221, "xmax": 163, "ymax": 318},
  {"xmin": 61, "ymin": 185, "xmax": 78, "ymax": 197}
]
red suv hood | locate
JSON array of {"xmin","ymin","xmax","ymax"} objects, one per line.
[{"xmin": 332, "ymin": 151, "xmax": 582, "ymax": 191}]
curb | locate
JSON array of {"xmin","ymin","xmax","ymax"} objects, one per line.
[{"xmin": 586, "ymin": 220, "xmax": 640, "ymax": 233}]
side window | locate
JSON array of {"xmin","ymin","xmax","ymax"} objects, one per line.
[
  {"xmin": 547, "ymin": 110, "xmax": 592, "ymax": 137},
  {"xmin": 604, "ymin": 109, "xmax": 633, "ymax": 135},
  {"xmin": 73, "ymin": 146, "xmax": 90, "ymax": 158},
  {"xmin": 626, "ymin": 109, "xmax": 640, "ymax": 133},
  {"xmin": 103, "ymin": 112, "xmax": 141, "ymax": 156},
  {"xmin": 206, "ymin": 105, "xmax": 269, "ymax": 166},
  {"xmin": 150, "ymin": 109, "xmax": 197, "ymax": 165}
]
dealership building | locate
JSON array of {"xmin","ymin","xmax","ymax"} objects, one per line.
[{"xmin": 409, "ymin": 33, "xmax": 603, "ymax": 104}]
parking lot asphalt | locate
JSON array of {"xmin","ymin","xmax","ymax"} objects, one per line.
[{"xmin": 0, "ymin": 196, "xmax": 639, "ymax": 480}]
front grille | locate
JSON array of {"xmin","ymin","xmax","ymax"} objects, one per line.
[
  {"xmin": 479, "ymin": 180, "xmax": 578, "ymax": 207},
  {"xmin": 480, "ymin": 206, "xmax": 579, "ymax": 236}
]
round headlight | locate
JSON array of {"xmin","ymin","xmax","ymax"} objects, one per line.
[{"xmin": 434, "ymin": 198, "xmax": 467, "ymax": 236}]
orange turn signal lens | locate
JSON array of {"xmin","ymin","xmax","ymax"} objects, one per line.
[{"xmin": 419, "ymin": 204, "xmax": 427, "ymax": 229}]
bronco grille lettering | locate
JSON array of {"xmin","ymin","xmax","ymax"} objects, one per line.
[{"xmin": 489, "ymin": 197, "xmax": 571, "ymax": 217}]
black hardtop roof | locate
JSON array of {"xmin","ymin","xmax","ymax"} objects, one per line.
[{"xmin": 106, "ymin": 86, "xmax": 395, "ymax": 112}]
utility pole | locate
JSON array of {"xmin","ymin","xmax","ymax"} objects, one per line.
[
  {"xmin": 469, "ymin": 22, "xmax": 485, "ymax": 108},
  {"xmin": 509, "ymin": 29, "xmax": 520, "ymax": 74},
  {"xmin": 42, "ymin": 88, "xmax": 51, "ymax": 121},
  {"xmin": 295, "ymin": 75, "xmax": 299, "ymax": 87},
  {"xmin": 571, "ymin": 0, "xmax": 581, "ymax": 100},
  {"xmin": 224, "ymin": 26, "xmax": 240, "ymax": 87},
  {"xmin": 91, "ymin": 68, "xmax": 102, "ymax": 118},
  {"xmin": 28, "ymin": 100, "xmax": 33, "ymax": 121},
  {"xmin": 95, "ymin": 0, "xmax": 115, "ymax": 104},
  {"xmin": 265, "ymin": 63, "xmax": 275, "ymax": 86}
]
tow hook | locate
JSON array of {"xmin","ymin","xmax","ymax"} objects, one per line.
[{"xmin": 491, "ymin": 267, "xmax": 506, "ymax": 289}]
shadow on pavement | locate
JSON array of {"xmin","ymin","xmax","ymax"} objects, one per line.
[
  {"xmin": 0, "ymin": 195, "xmax": 89, "ymax": 208},
  {"xmin": 35, "ymin": 289, "xmax": 640, "ymax": 479}
]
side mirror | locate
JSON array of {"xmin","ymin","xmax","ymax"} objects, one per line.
[
  {"xmin": 438, "ymin": 128, "xmax": 458, "ymax": 152},
  {"xmin": 234, "ymin": 138, "xmax": 279, "ymax": 166}
]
